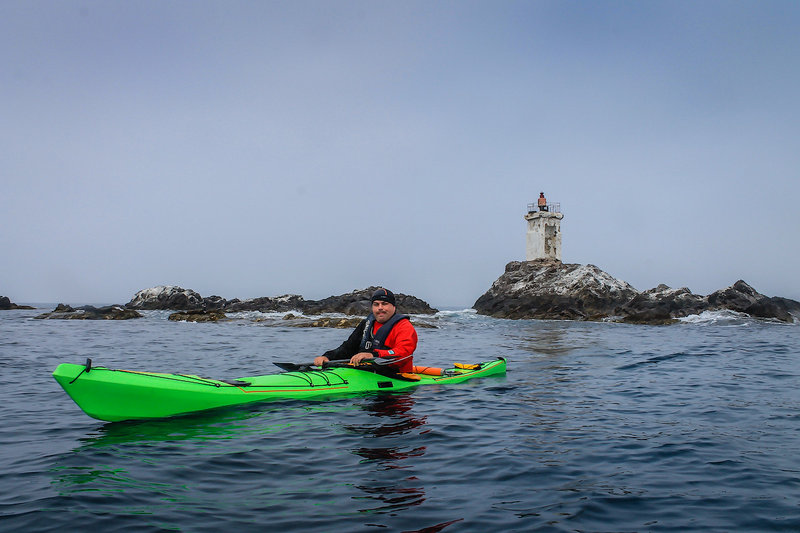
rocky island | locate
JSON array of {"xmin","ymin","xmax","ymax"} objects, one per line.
[
  {"xmin": 127, "ymin": 286, "xmax": 438, "ymax": 315},
  {"xmin": 22, "ymin": 286, "xmax": 437, "ymax": 323},
  {"xmin": 34, "ymin": 304, "xmax": 142, "ymax": 320},
  {"xmin": 473, "ymin": 259, "xmax": 800, "ymax": 324},
  {"xmin": 474, "ymin": 199, "xmax": 799, "ymax": 324},
  {"xmin": 0, "ymin": 296, "xmax": 34, "ymax": 310},
  {"xmin": 122, "ymin": 286, "xmax": 438, "ymax": 324}
]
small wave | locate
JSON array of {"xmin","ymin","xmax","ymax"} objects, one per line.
[
  {"xmin": 434, "ymin": 308, "xmax": 477, "ymax": 317},
  {"xmin": 225, "ymin": 309, "xmax": 309, "ymax": 321},
  {"xmin": 616, "ymin": 351, "xmax": 693, "ymax": 370},
  {"xmin": 678, "ymin": 310, "xmax": 753, "ymax": 326},
  {"xmin": 137, "ymin": 310, "xmax": 175, "ymax": 320},
  {"xmin": 431, "ymin": 308, "xmax": 491, "ymax": 327},
  {"xmin": 679, "ymin": 310, "xmax": 799, "ymax": 327}
]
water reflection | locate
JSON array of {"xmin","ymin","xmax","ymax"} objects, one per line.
[
  {"xmin": 355, "ymin": 482, "xmax": 426, "ymax": 512},
  {"xmin": 345, "ymin": 393, "xmax": 428, "ymax": 469},
  {"xmin": 511, "ymin": 322, "xmax": 572, "ymax": 356},
  {"xmin": 49, "ymin": 401, "xmax": 349, "ymax": 493},
  {"xmin": 509, "ymin": 321, "xmax": 621, "ymax": 365},
  {"xmin": 72, "ymin": 403, "xmax": 292, "ymax": 448},
  {"xmin": 344, "ymin": 393, "xmax": 427, "ymax": 438},
  {"xmin": 401, "ymin": 518, "xmax": 464, "ymax": 533},
  {"xmin": 343, "ymin": 393, "xmax": 430, "ymax": 514},
  {"xmin": 48, "ymin": 394, "xmax": 450, "ymax": 527},
  {"xmin": 353, "ymin": 445, "xmax": 426, "ymax": 464}
]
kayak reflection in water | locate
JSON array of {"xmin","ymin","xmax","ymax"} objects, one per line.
[
  {"xmin": 346, "ymin": 394, "xmax": 429, "ymax": 515},
  {"xmin": 348, "ymin": 393, "xmax": 427, "ymax": 440},
  {"xmin": 313, "ymin": 288, "xmax": 418, "ymax": 373}
]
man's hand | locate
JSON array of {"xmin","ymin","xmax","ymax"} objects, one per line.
[
  {"xmin": 313, "ymin": 356, "xmax": 330, "ymax": 366},
  {"xmin": 350, "ymin": 352, "xmax": 374, "ymax": 366}
]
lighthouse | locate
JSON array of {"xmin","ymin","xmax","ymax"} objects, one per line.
[{"xmin": 525, "ymin": 193, "xmax": 563, "ymax": 261}]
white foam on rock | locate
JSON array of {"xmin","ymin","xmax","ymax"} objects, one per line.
[
  {"xmin": 503, "ymin": 263, "xmax": 636, "ymax": 297},
  {"xmin": 678, "ymin": 310, "xmax": 751, "ymax": 325}
]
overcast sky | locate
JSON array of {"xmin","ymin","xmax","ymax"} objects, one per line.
[{"xmin": 2, "ymin": 1, "xmax": 799, "ymax": 308}]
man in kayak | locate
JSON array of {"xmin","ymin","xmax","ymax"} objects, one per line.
[{"xmin": 313, "ymin": 288, "xmax": 418, "ymax": 373}]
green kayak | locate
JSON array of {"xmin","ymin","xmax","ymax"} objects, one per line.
[{"xmin": 53, "ymin": 358, "xmax": 507, "ymax": 422}]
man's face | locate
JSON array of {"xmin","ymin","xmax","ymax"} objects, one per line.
[{"xmin": 372, "ymin": 300, "xmax": 396, "ymax": 324}]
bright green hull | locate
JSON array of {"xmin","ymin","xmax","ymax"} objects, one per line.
[{"xmin": 53, "ymin": 359, "xmax": 507, "ymax": 422}]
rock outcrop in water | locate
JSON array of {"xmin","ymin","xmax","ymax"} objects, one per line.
[
  {"xmin": 126, "ymin": 286, "xmax": 438, "ymax": 315},
  {"xmin": 0, "ymin": 296, "xmax": 34, "ymax": 310},
  {"xmin": 707, "ymin": 281, "xmax": 800, "ymax": 321},
  {"xmin": 127, "ymin": 286, "xmax": 206, "ymax": 310},
  {"xmin": 620, "ymin": 280, "xmax": 800, "ymax": 323},
  {"xmin": 224, "ymin": 294, "xmax": 308, "ymax": 313},
  {"xmin": 168, "ymin": 310, "xmax": 228, "ymax": 322},
  {"xmin": 474, "ymin": 260, "xmax": 800, "ymax": 324},
  {"xmin": 35, "ymin": 304, "xmax": 142, "ymax": 320},
  {"xmin": 302, "ymin": 287, "xmax": 437, "ymax": 316},
  {"xmin": 616, "ymin": 284, "xmax": 708, "ymax": 324},
  {"xmin": 473, "ymin": 260, "xmax": 638, "ymax": 320}
]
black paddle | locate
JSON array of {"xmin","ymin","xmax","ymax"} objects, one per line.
[
  {"xmin": 273, "ymin": 358, "xmax": 397, "ymax": 373},
  {"xmin": 273, "ymin": 361, "xmax": 329, "ymax": 372}
]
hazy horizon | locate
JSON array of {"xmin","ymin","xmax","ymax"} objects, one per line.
[{"xmin": 4, "ymin": 264, "xmax": 797, "ymax": 311}]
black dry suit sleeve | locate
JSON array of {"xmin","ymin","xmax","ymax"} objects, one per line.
[{"xmin": 322, "ymin": 319, "xmax": 367, "ymax": 361}]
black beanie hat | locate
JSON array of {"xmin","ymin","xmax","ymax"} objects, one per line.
[{"xmin": 371, "ymin": 288, "xmax": 396, "ymax": 306}]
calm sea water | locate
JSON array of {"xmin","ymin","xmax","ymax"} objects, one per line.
[{"xmin": 1, "ymin": 307, "xmax": 798, "ymax": 532}]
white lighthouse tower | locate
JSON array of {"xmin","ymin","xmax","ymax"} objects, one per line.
[{"xmin": 525, "ymin": 193, "xmax": 563, "ymax": 261}]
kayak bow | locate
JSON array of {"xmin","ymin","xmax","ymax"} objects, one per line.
[{"xmin": 52, "ymin": 358, "xmax": 507, "ymax": 422}]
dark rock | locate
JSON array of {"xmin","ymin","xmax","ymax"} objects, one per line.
[
  {"xmin": 707, "ymin": 280, "xmax": 761, "ymax": 311},
  {"xmin": 168, "ymin": 310, "xmax": 227, "ymax": 322},
  {"xmin": 407, "ymin": 320, "xmax": 438, "ymax": 329},
  {"xmin": 771, "ymin": 297, "xmax": 800, "ymax": 316},
  {"xmin": 303, "ymin": 291, "xmax": 373, "ymax": 315},
  {"xmin": 0, "ymin": 296, "xmax": 35, "ymax": 310},
  {"xmin": 475, "ymin": 263, "xmax": 800, "ymax": 324},
  {"xmin": 619, "ymin": 285, "xmax": 707, "ymax": 324},
  {"xmin": 225, "ymin": 294, "xmax": 306, "ymax": 312},
  {"xmin": 35, "ymin": 304, "xmax": 142, "ymax": 320},
  {"xmin": 126, "ymin": 285, "xmax": 438, "ymax": 316},
  {"xmin": 743, "ymin": 298, "xmax": 792, "ymax": 322},
  {"xmin": 707, "ymin": 280, "xmax": 794, "ymax": 322},
  {"xmin": 202, "ymin": 295, "xmax": 229, "ymax": 311},
  {"xmin": 473, "ymin": 260, "xmax": 638, "ymax": 320},
  {"xmin": 303, "ymin": 287, "xmax": 438, "ymax": 315},
  {"xmin": 281, "ymin": 315, "xmax": 437, "ymax": 329},
  {"xmin": 126, "ymin": 286, "xmax": 205, "ymax": 310},
  {"xmin": 285, "ymin": 317, "xmax": 365, "ymax": 329}
]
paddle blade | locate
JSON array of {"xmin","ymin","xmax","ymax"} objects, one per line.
[{"xmin": 273, "ymin": 362, "xmax": 314, "ymax": 372}]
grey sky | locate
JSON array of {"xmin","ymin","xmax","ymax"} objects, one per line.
[{"xmin": 3, "ymin": 1, "xmax": 799, "ymax": 308}]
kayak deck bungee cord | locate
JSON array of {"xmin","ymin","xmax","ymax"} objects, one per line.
[{"xmin": 52, "ymin": 357, "xmax": 507, "ymax": 422}]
